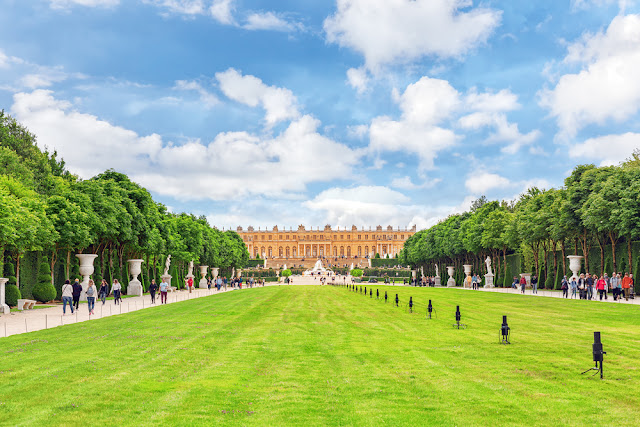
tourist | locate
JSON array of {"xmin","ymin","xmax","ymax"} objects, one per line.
[
  {"xmin": 223, "ymin": 276, "xmax": 227, "ymax": 290},
  {"xmin": 570, "ymin": 276, "xmax": 578, "ymax": 299},
  {"xmin": 585, "ymin": 273, "xmax": 594, "ymax": 300},
  {"xmin": 86, "ymin": 279, "xmax": 96, "ymax": 314},
  {"xmin": 561, "ymin": 276, "xmax": 569, "ymax": 298},
  {"xmin": 622, "ymin": 273, "xmax": 632, "ymax": 301},
  {"xmin": 187, "ymin": 276, "xmax": 194, "ymax": 293},
  {"xmin": 511, "ymin": 276, "xmax": 518, "ymax": 289},
  {"xmin": 61, "ymin": 279, "xmax": 74, "ymax": 314},
  {"xmin": 596, "ymin": 275, "xmax": 607, "ymax": 300},
  {"xmin": 98, "ymin": 279, "xmax": 109, "ymax": 305},
  {"xmin": 472, "ymin": 274, "xmax": 478, "ymax": 290},
  {"xmin": 216, "ymin": 276, "xmax": 222, "ymax": 291},
  {"xmin": 611, "ymin": 273, "xmax": 621, "ymax": 301},
  {"xmin": 112, "ymin": 279, "xmax": 122, "ymax": 305},
  {"xmin": 72, "ymin": 278, "xmax": 82, "ymax": 310},
  {"xmin": 466, "ymin": 274, "xmax": 472, "ymax": 289},
  {"xmin": 159, "ymin": 277, "xmax": 168, "ymax": 304},
  {"xmin": 578, "ymin": 274, "xmax": 586, "ymax": 299},
  {"xmin": 531, "ymin": 274, "xmax": 538, "ymax": 295},
  {"xmin": 149, "ymin": 279, "xmax": 158, "ymax": 304},
  {"xmin": 603, "ymin": 273, "xmax": 610, "ymax": 300},
  {"xmin": 519, "ymin": 276, "xmax": 526, "ymax": 294}
]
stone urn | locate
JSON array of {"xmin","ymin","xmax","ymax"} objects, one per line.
[
  {"xmin": 520, "ymin": 273, "xmax": 532, "ymax": 288},
  {"xmin": 199, "ymin": 265, "xmax": 209, "ymax": 289},
  {"xmin": 211, "ymin": 267, "xmax": 219, "ymax": 280},
  {"xmin": 127, "ymin": 259, "xmax": 144, "ymax": 297},
  {"xmin": 446, "ymin": 266, "xmax": 456, "ymax": 287},
  {"xmin": 0, "ymin": 278, "xmax": 10, "ymax": 314},
  {"xmin": 567, "ymin": 255, "xmax": 583, "ymax": 281},
  {"xmin": 463, "ymin": 264, "xmax": 472, "ymax": 288},
  {"xmin": 76, "ymin": 254, "xmax": 98, "ymax": 301}
]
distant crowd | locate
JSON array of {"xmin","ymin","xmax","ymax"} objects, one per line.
[{"xmin": 508, "ymin": 272, "xmax": 635, "ymax": 301}]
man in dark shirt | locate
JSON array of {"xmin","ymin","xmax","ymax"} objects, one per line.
[
  {"xmin": 72, "ymin": 278, "xmax": 83, "ymax": 310},
  {"xmin": 585, "ymin": 273, "xmax": 594, "ymax": 300}
]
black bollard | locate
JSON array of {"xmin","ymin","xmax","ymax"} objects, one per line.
[
  {"xmin": 385, "ymin": 291, "xmax": 388, "ymax": 303},
  {"xmin": 364, "ymin": 286, "xmax": 367, "ymax": 295},
  {"xmin": 427, "ymin": 299, "xmax": 433, "ymax": 319},
  {"xmin": 376, "ymin": 289, "xmax": 379, "ymax": 299},
  {"xmin": 395, "ymin": 294, "xmax": 399, "ymax": 307},
  {"xmin": 582, "ymin": 331, "xmax": 606, "ymax": 379},
  {"xmin": 500, "ymin": 315, "xmax": 510, "ymax": 344},
  {"xmin": 453, "ymin": 305, "xmax": 465, "ymax": 329},
  {"xmin": 409, "ymin": 296, "xmax": 413, "ymax": 313}
]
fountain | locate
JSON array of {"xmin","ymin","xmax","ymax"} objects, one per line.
[{"xmin": 303, "ymin": 259, "xmax": 331, "ymax": 276}]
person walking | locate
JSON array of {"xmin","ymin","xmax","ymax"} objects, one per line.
[
  {"xmin": 471, "ymin": 274, "xmax": 478, "ymax": 290},
  {"xmin": 585, "ymin": 273, "xmax": 594, "ymax": 300},
  {"xmin": 622, "ymin": 272, "xmax": 632, "ymax": 301},
  {"xmin": 98, "ymin": 279, "xmax": 109, "ymax": 305},
  {"xmin": 61, "ymin": 279, "xmax": 74, "ymax": 315},
  {"xmin": 187, "ymin": 276, "xmax": 194, "ymax": 293},
  {"xmin": 159, "ymin": 277, "xmax": 168, "ymax": 304},
  {"xmin": 149, "ymin": 279, "xmax": 158, "ymax": 304},
  {"xmin": 611, "ymin": 273, "xmax": 621, "ymax": 301},
  {"xmin": 561, "ymin": 276, "xmax": 569, "ymax": 298},
  {"xmin": 519, "ymin": 276, "xmax": 526, "ymax": 294},
  {"xmin": 72, "ymin": 278, "xmax": 82, "ymax": 310},
  {"xmin": 112, "ymin": 279, "xmax": 122, "ymax": 305},
  {"xmin": 578, "ymin": 274, "xmax": 586, "ymax": 300},
  {"xmin": 596, "ymin": 275, "xmax": 607, "ymax": 300},
  {"xmin": 531, "ymin": 274, "xmax": 538, "ymax": 295},
  {"xmin": 86, "ymin": 279, "xmax": 96, "ymax": 314},
  {"xmin": 570, "ymin": 277, "xmax": 578, "ymax": 299},
  {"xmin": 603, "ymin": 273, "xmax": 610, "ymax": 300}
]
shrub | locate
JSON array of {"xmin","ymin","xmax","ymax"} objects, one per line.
[
  {"xmin": 351, "ymin": 268, "xmax": 363, "ymax": 277},
  {"xmin": 32, "ymin": 256, "xmax": 57, "ymax": 303},
  {"xmin": 281, "ymin": 269, "xmax": 292, "ymax": 277},
  {"xmin": 5, "ymin": 284, "xmax": 21, "ymax": 307},
  {"xmin": 5, "ymin": 261, "xmax": 17, "ymax": 286},
  {"xmin": 374, "ymin": 253, "xmax": 381, "ymax": 259}
]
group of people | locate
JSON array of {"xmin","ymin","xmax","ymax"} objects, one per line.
[
  {"xmin": 511, "ymin": 275, "xmax": 540, "ymax": 294},
  {"xmin": 60, "ymin": 278, "xmax": 123, "ymax": 315},
  {"xmin": 560, "ymin": 272, "xmax": 634, "ymax": 301}
]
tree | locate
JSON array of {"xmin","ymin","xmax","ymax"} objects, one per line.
[
  {"xmin": 350, "ymin": 268, "xmax": 363, "ymax": 277},
  {"xmin": 32, "ymin": 256, "xmax": 57, "ymax": 302},
  {"xmin": 281, "ymin": 269, "xmax": 292, "ymax": 277}
]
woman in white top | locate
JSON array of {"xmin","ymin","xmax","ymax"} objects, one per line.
[
  {"xmin": 111, "ymin": 279, "xmax": 122, "ymax": 305},
  {"xmin": 61, "ymin": 279, "xmax": 74, "ymax": 314}
]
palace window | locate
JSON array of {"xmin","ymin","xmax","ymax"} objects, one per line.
[
  {"xmin": 365, "ymin": 235, "xmax": 368, "ymax": 240},
  {"xmin": 358, "ymin": 235, "xmax": 361, "ymax": 240},
  {"xmin": 268, "ymin": 235, "xmax": 272, "ymax": 240}
]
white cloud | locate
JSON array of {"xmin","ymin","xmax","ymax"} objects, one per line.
[
  {"xmin": 458, "ymin": 112, "xmax": 541, "ymax": 154},
  {"xmin": 19, "ymin": 66, "xmax": 79, "ymax": 89},
  {"xmin": 243, "ymin": 11, "xmax": 302, "ymax": 32},
  {"xmin": 346, "ymin": 67, "xmax": 369, "ymax": 94},
  {"xmin": 569, "ymin": 132, "xmax": 640, "ymax": 166},
  {"xmin": 464, "ymin": 88, "xmax": 519, "ymax": 112},
  {"xmin": 209, "ymin": 0, "xmax": 234, "ymax": 24},
  {"xmin": 465, "ymin": 172, "xmax": 511, "ymax": 194},
  {"xmin": 324, "ymin": 0, "xmax": 501, "ymax": 70},
  {"xmin": 143, "ymin": 0, "xmax": 205, "ymax": 15},
  {"xmin": 11, "ymin": 90, "xmax": 360, "ymax": 201},
  {"xmin": 173, "ymin": 79, "xmax": 219, "ymax": 107},
  {"xmin": 216, "ymin": 68, "xmax": 300, "ymax": 125},
  {"xmin": 49, "ymin": 0, "xmax": 119, "ymax": 8},
  {"xmin": 539, "ymin": 14, "xmax": 640, "ymax": 138}
]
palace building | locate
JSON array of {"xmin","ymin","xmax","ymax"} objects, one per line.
[{"xmin": 236, "ymin": 224, "xmax": 417, "ymax": 261}]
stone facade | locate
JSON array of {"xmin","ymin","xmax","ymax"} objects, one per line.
[{"xmin": 236, "ymin": 224, "xmax": 416, "ymax": 260}]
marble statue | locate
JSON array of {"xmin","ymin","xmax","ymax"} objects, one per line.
[
  {"xmin": 188, "ymin": 260, "xmax": 194, "ymax": 276},
  {"xmin": 485, "ymin": 256, "xmax": 493, "ymax": 276},
  {"xmin": 163, "ymin": 255, "xmax": 171, "ymax": 276},
  {"xmin": 435, "ymin": 264, "xmax": 439, "ymax": 277}
]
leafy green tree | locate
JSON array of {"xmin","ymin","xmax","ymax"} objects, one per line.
[
  {"xmin": 281, "ymin": 269, "xmax": 292, "ymax": 277},
  {"xmin": 350, "ymin": 268, "xmax": 363, "ymax": 278}
]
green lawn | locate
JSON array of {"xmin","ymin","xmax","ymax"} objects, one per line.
[{"xmin": 1, "ymin": 285, "xmax": 639, "ymax": 426}]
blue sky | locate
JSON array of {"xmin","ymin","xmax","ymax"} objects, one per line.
[{"xmin": 1, "ymin": 0, "xmax": 639, "ymax": 231}]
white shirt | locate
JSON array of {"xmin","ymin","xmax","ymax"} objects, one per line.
[
  {"xmin": 112, "ymin": 282, "xmax": 122, "ymax": 291},
  {"xmin": 62, "ymin": 283, "xmax": 73, "ymax": 298}
]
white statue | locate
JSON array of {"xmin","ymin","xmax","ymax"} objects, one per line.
[
  {"xmin": 188, "ymin": 260, "xmax": 194, "ymax": 276},
  {"xmin": 163, "ymin": 255, "xmax": 171, "ymax": 276},
  {"xmin": 435, "ymin": 264, "xmax": 439, "ymax": 277},
  {"xmin": 485, "ymin": 256, "xmax": 493, "ymax": 276}
]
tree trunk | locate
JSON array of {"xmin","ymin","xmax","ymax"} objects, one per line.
[
  {"xmin": 594, "ymin": 233, "xmax": 605, "ymax": 276},
  {"xmin": 15, "ymin": 253, "xmax": 21, "ymax": 289},
  {"xmin": 578, "ymin": 230, "xmax": 590, "ymax": 273},
  {"xmin": 561, "ymin": 240, "xmax": 567, "ymax": 274},
  {"xmin": 50, "ymin": 247, "xmax": 57, "ymax": 286},
  {"xmin": 0, "ymin": 246, "xmax": 4, "ymax": 277},
  {"xmin": 609, "ymin": 232, "xmax": 618, "ymax": 273},
  {"xmin": 66, "ymin": 250, "xmax": 71, "ymax": 280},
  {"xmin": 628, "ymin": 239, "xmax": 633, "ymax": 274}
]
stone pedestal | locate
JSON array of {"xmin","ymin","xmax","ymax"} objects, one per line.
[
  {"xmin": 199, "ymin": 265, "xmax": 209, "ymax": 289},
  {"xmin": 446, "ymin": 266, "xmax": 456, "ymax": 287},
  {"xmin": 76, "ymin": 254, "xmax": 98, "ymax": 301},
  {"xmin": 0, "ymin": 278, "xmax": 10, "ymax": 314},
  {"xmin": 127, "ymin": 259, "xmax": 144, "ymax": 297},
  {"xmin": 463, "ymin": 264, "xmax": 472, "ymax": 288},
  {"xmin": 484, "ymin": 273, "xmax": 495, "ymax": 288},
  {"xmin": 434, "ymin": 276, "xmax": 441, "ymax": 286}
]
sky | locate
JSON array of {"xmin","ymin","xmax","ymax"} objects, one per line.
[{"xmin": 1, "ymin": 0, "xmax": 640, "ymax": 231}]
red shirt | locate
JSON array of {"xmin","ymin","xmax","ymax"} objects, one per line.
[{"xmin": 596, "ymin": 279, "xmax": 606, "ymax": 290}]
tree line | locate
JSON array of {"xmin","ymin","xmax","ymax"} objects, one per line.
[
  {"xmin": 0, "ymin": 111, "xmax": 249, "ymax": 302},
  {"xmin": 400, "ymin": 155, "xmax": 640, "ymax": 290}
]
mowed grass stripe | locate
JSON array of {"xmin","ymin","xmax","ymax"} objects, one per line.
[{"xmin": 1, "ymin": 285, "xmax": 639, "ymax": 426}]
